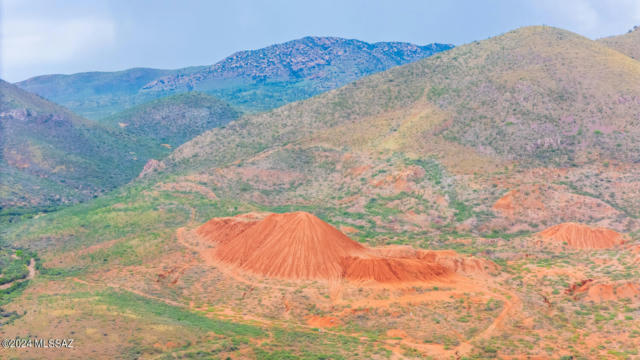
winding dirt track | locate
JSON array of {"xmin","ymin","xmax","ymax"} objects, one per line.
[
  {"xmin": 27, "ymin": 258, "xmax": 36, "ymax": 280},
  {"xmin": 0, "ymin": 258, "xmax": 36, "ymax": 290},
  {"xmin": 475, "ymin": 289, "xmax": 522, "ymax": 340}
]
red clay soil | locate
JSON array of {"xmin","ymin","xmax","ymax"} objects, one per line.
[
  {"xmin": 537, "ymin": 223, "xmax": 625, "ymax": 249},
  {"xmin": 574, "ymin": 281, "xmax": 640, "ymax": 303},
  {"xmin": 208, "ymin": 212, "xmax": 368, "ymax": 280},
  {"xmin": 492, "ymin": 188, "xmax": 545, "ymax": 217},
  {"xmin": 424, "ymin": 251, "xmax": 497, "ymax": 274},
  {"xmin": 307, "ymin": 315, "xmax": 341, "ymax": 328},
  {"xmin": 565, "ymin": 279, "xmax": 594, "ymax": 295},
  {"xmin": 386, "ymin": 329, "xmax": 408, "ymax": 338},
  {"xmin": 196, "ymin": 212, "xmax": 479, "ymax": 284},
  {"xmin": 196, "ymin": 212, "xmax": 268, "ymax": 244},
  {"xmin": 372, "ymin": 246, "xmax": 497, "ymax": 275},
  {"xmin": 371, "ymin": 245, "xmax": 421, "ymax": 258},
  {"xmin": 492, "ymin": 190, "xmax": 518, "ymax": 215},
  {"xmin": 614, "ymin": 283, "xmax": 640, "ymax": 300},
  {"xmin": 341, "ymin": 256, "xmax": 449, "ymax": 283},
  {"xmin": 339, "ymin": 225, "xmax": 359, "ymax": 234}
]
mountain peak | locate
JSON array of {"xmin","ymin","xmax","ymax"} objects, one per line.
[{"xmin": 139, "ymin": 37, "xmax": 453, "ymax": 102}]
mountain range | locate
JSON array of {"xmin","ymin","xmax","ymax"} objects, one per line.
[
  {"xmin": 2, "ymin": 37, "xmax": 451, "ymax": 212},
  {"xmin": 16, "ymin": 37, "xmax": 453, "ymax": 119}
]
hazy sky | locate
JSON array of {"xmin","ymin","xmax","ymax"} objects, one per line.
[{"xmin": 2, "ymin": 0, "xmax": 639, "ymax": 82}]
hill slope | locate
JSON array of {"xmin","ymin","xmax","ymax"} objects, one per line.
[
  {"xmin": 0, "ymin": 80, "xmax": 168, "ymax": 209},
  {"xmin": 16, "ymin": 37, "xmax": 452, "ymax": 118},
  {"xmin": 102, "ymin": 92, "xmax": 240, "ymax": 148},
  {"xmin": 598, "ymin": 25, "xmax": 640, "ymax": 60},
  {"xmin": 165, "ymin": 26, "xmax": 640, "ymax": 174},
  {"xmin": 147, "ymin": 25, "xmax": 640, "ymax": 233}
]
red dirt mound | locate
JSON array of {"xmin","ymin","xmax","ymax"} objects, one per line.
[
  {"xmin": 341, "ymin": 256, "xmax": 449, "ymax": 283},
  {"xmin": 614, "ymin": 283, "xmax": 640, "ymax": 300},
  {"xmin": 573, "ymin": 281, "xmax": 640, "ymax": 303},
  {"xmin": 371, "ymin": 246, "xmax": 497, "ymax": 274},
  {"xmin": 492, "ymin": 187, "xmax": 545, "ymax": 218},
  {"xmin": 372, "ymin": 245, "xmax": 420, "ymax": 258},
  {"xmin": 196, "ymin": 212, "xmax": 267, "ymax": 244},
  {"xmin": 307, "ymin": 316, "xmax": 341, "ymax": 328},
  {"xmin": 565, "ymin": 279, "xmax": 594, "ymax": 295},
  {"xmin": 492, "ymin": 190, "xmax": 518, "ymax": 215},
  {"xmin": 537, "ymin": 223, "xmax": 625, "ymax": 249},
  {"xmin": 197, "ymin": 212, "xmax": 491, "ymax": 284},
  {"xmin": 212, "ymin": 212, "xmax": 368, "ymax": 279}
]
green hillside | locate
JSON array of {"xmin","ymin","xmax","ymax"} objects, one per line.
[
  {"xmin": 163, "ymin": 26, "xmax": 640, "ymax": 175},
  {"xmin": 102, "ymin": 92, "xmax": 240, "ymax": 148},
  {"xmin": 0, "ymin": 80, "xmax": 168, "ymax": 210}
]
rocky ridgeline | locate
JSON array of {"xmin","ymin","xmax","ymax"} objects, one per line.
[{"xmin": 141, "ymin": 37, "xmax": 453, "ymax": 92}]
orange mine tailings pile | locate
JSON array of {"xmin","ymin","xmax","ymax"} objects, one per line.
[
  {"xmin": 340, "ymin": 256, "xmax": 449, "ymax": 283},
  {"xmin": 570, "ymin": 281, "xmax": 640, "ymax": 303},
  {"xmin": 537, "ymin": 222, "xmax": 625, "ymax": 249},
  {"xmin": 213, "ymin": 212, "xmax": 367, "ymax": 279},
  {"xmin": 197, "ymin": 211, "xmax": 468, "ymax": 283},
  {"xmin": 197, "ymin": 212, "xmax": 269, "ymax": 244}
]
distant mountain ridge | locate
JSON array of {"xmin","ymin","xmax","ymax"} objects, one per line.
[
  {"xmin": 15, "ymin": 67, "xmax": 205, "ymax": 120},
  {"xmin": 16, "ymin": 37, "xmax": 453, "ymax": 119},
  {"xmin": 141, "ymin": 36, "xmax": 454, "ymax": 93}
]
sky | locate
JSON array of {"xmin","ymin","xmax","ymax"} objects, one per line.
[{"xmin": 1, "ymin": 0, "xmax": 639, "ymax": 82}]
